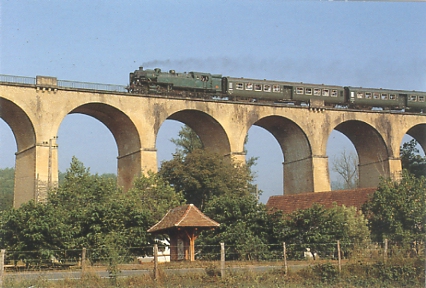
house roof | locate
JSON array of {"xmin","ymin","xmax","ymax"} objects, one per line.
[
  {"xmin": 147, "ymin": 204, "xmax": 220, "ymax": 233},
  {"xmin": 265, "ymin": 187, "xmax": 376, "ymax": 214}
]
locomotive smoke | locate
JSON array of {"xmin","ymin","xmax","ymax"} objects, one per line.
[{"xmin": 140, "ymin": 57, "xmax": 425, "ymax": 92}]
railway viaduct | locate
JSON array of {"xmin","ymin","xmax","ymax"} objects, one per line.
[{"xmin": 1, "ymin": 75, "xmax": 425, "ymax": 207}]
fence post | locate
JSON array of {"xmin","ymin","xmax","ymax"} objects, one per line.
[
  {"xmin": 0, "ymin": 249, "xmax": 5, "ymax": 288},
  {"xmin": 283, "ymin": 242, "xmax": 288, "ymax": 275},
  {"xmin": 220, "ymin": 242, "xmax": 225, "ymax": 279},
  {"xmin": 384, "ymin": 239, "xmax": 388, "ymax": 262},
  {"xmin": 81, "ymin": 247, "xmax": 86, "ymax": 277},
  {"xmin": 337, "ymin": 240, "xmax": 341, "ymax": 273},
  {"xmin": 153, "ymin": 244, "xmax": 159, "ymax": 280}
]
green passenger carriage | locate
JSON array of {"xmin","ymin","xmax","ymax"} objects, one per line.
[{"xmin": 128, "ymin": 67, "xmax": 425, "ymax": 113}]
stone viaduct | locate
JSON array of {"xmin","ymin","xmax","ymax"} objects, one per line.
[{"xmin": 0, "ymin": 75, "xmax": 425, "ymax": 207}]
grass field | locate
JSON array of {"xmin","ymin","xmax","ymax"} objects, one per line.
[{"xmin": 3, "ymin": 256, "xmax": 424, "ymax": 288}]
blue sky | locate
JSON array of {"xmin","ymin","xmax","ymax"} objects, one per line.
[{"xmin": 1, "ymin": 1, "xmax": 425, "ymax": 203}]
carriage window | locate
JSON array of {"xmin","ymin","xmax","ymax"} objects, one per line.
[
  {"xmin": 409, "ymin": 95, "xmax": 418, "ymax": 101},
  {"xmin": 236, "ymin": 83, "xmax": 244, "ymax": 90},
  {"xmin": 381, "ymin": 93, "xmax": 388, "ymax": 100},
  {"xmin": 365, "ymin": 92, "xmax": 372, "ymax": 99},
  {"xmin": 322, "ymin": 89, "xmax": 329, "ymax": 96},
  {"xmin": 264, "ymin": 85, "xmax": 271, "ymax": 92},
  {"xmin": 389, "ymin": 94, "xmax": 397, "ymax": 100},
  {"xmin": 419, "ymin": 96, "xmax": 425, "ymax": 102},
  {"xmin": 201, "ymin": 75, "xmax": 209, "ymax": 81},
  {"xmin": 296, "ymin": 87, "xmax": 304, "ymax": 94},
  {"xmin": 305, "ymin": 88, "xmax": 312, "ymax": 95},
  {"xmin": 357, "ymin": 92, "xmax": 364, "ymax": 99},
  {"xmin": 314, "ymin": 88, "xmax": 321, "ymax": 96},
  {"xmin": 273, "ymin": 85, "xmax": 280, "ymax": 92},
  {"xmin": 331, "ymin": 90, "xmax": 338, "ymax": 97},
  {"xmin": 255, "ymin": 84, "xmax": 262, "ymax": 91},
  {"xmin": 245, "ymin": 83, "xmax": 253, "ymax": 90},
  {"xmin": 228, "ymin": 82, "xmax": 233, "ymax": 90},
  {"xmin": 373, "ymin": 92, "xmax": 380, "ymax": 99}
]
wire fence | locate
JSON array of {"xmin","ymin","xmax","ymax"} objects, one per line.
[
  {"xmin": 1, "ymin": 240, "xmax": 422, "ymax": 272},
  {"xmin": 0, "ymin": 74, "xmax": 127, "ymax": 93}
]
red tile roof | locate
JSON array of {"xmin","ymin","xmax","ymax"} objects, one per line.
[
  {"xmin": 265, "ymin": 187, "xmax": 376, "ymax": 214},
  {"xmin": 147, "ymin": 204, "xmax": 220, "ymax": 233}
]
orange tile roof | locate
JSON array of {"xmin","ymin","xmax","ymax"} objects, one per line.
[
  {"xmin": 265, "ymin": 187, "xmax": 376, "ymax": 214},
  {"xmin": 147, "ymin": 204, "xmax": 220, "ymax": 233}
]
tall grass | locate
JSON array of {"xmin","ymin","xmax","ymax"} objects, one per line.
[{"xmin": 4, "ymin": 254, "xmax": 424, "ymax": 288}]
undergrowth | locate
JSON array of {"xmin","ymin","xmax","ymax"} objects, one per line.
[{"xmin": 4, "ymin": 256, "xmax": 424, "ymax": 288}]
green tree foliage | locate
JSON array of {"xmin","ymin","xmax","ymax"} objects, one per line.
[
  {"xmin": 170, "ymin": 125, "xmax": 203, "ymax": 156},
  {"xmin": 0, "ymin": 167, "xmax": 14, "ymax": 211},
  {"xmin": 400, "ymin": 139, "xmax": 426, "ymax": 178},
  {"xmin": 362, "ymin": 171, "xmax": 425, "ymax": 247},
  {"xmin": 159, "ymin": 149, "xmax": 253, "ymax": 211},
  {"xmin": 278, "ymin": 204, "xmax": 370, "ymax": 259},
  {"xmin": 0, "ymin": 157, "xmax": 181, "ymax": 267},
  {"xmin": 126, "ymin": 171, "xmax": 186, "ymax": 234},
  {"xmin": 198, "ymin": 193, "xmax": 282, "ymax": 260}
]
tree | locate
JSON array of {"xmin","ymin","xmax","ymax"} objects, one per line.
[
  {"xmin": 159, "ymin": 149, "xmax": 253, "ymax": 211},
  {"xmin": 0, "ymin": 167, "xmax": 14, "ymax": 211},
  {"xmin": 362, "ymin": 171, "xmax": 425, "ymax": 248},
  {"xmin": 400, "ymin": 139, "xmax": 426, "ymax": 178},
  {"xmin": 197, "ymin": 193, "xmax": 280, "ymax": 260},
  {"xmin": 128, "ymin": 172, "xmax": 185, "ymax": 222},
  {"xmin": 331, "ymin": 149, "xmax": 359, "ymax": 190},
  {"xmin": 0, "ymin": 157, "xmax": 181, "ymax": 266},
  {"xmin": 280, "ymin": 204, "xmax": 370, "ymax": 259},
  {"xmin": 170, "ymin": 125, "xmax": 203, "ymax": 156}
]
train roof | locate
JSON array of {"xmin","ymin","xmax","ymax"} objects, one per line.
[
  {"xmin": 225, "ymin": 76, "xmax": 344, "ymax": 89},
  {"xmin": 345, "ymin": 86, "xmax": 426, "ymax": 94}
]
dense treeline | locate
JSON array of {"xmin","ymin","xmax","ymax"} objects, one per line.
[
  {"xmin": 0, "ymin": 129, "xmax": 425, "ymax": 266},
  {"xmin": 0, "ymin": 167, "xmax": 14, "ymax": 210}
]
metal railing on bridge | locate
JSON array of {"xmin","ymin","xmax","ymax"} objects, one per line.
[
  {"xmin": 0, "ymin": 74, "xmax": 35, "ymax": 85},
  {"xmin": 0, "ymin": 74, "xmax": 128, "ymax": 93},
  {"xmin": 57, "ymin": 79, "xmax": 127, "ymax": 92}
]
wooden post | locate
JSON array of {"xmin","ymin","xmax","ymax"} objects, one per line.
[
  {"xmin": 337, "ymin": 240, "xmax": 341, "ymax": 273},
  {"xmin": 220, "ymin": 243, "xmax": 225, "ymax": 279},
  {"xmin": 190, "ymin": 231, "xmax": 195, "ymax": 261},
  {"xmin": 384, "ymin": 239, "xmax": 388, "ymax": 262},
  {"xmin": 81, "ymin": 248, "xmax": 86, "ymax": 277},
  {"xmin": 153, "ymin": 244, "xmax": 159, "ymax": 280},
  {"xmin": 0, "ymin": 249, "xmax": 5, "ymax": 288},
  {"xmin": 283, "ymin": 242, "xmax": 288, "ymax": 275}
]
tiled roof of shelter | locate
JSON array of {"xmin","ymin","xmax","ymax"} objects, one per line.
[
  {"xmin": 265, "ymin": 187, "xmax": 377, "ymax": 214},
  {"xmin": 147, "ymin": 204, "xmax": 220, "ymax": 233}
]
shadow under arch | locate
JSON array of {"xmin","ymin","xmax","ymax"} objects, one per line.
[
  {"xmin": 406, "ymin": 123, "xmax": 426, "ymax": 153},
  {"xmin": 167, "ymin": 109, "xmax": 231, "ymax": 156},
  {"xmin": 69, "ymin": 103, "xmax": 141, "ymax": 191},
  {"xmin": 253, "ymin": 115, "xmax": 313, "ymax": 194},
  {"xmin": 0, "ymin": 97, "xmax": 36, "ymax": 206},
  {"xmin": 334, "ymin": 120, "xmax": 388, "ymax": 188}
]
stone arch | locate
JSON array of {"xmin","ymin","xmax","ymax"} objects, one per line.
[
  {"xmin": 166, "ymin": 109, "xmax": 231, "ymax": 156},
  {"xmin": 252, "ymin": 115, "xmax": 313, "ymax": 194},
  {"xmin": 334, "ymin": 120, "xmax": 388, "ymax": 188},
  {"xmin": 406, "ymin": 124, "xmax": 426, "ymax": 154},
  {"xmin": 0, "ymin": 97, "xmax": 36, "ymax": 206},
  {"xmin": 67, "ymin": 103, "xmax": 142, "ymax": 191}
]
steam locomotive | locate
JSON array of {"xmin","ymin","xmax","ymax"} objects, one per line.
[{"xmin": 128, "ymin": 67, "xmax": 426, "ymax": 112}]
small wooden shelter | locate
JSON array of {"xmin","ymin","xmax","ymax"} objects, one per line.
[{"xmin": 147, "ymin": 204, "xmax": 220, "ymax": 261}]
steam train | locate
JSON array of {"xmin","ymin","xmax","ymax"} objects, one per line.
[{"xmin": 128, "ymin": 67, "xmax": 426, "ymax": 112}]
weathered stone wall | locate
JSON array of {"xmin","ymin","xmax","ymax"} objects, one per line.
[{"xmin": 1, "ymin": 81, "xmax": 425, "ymax": 207}]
